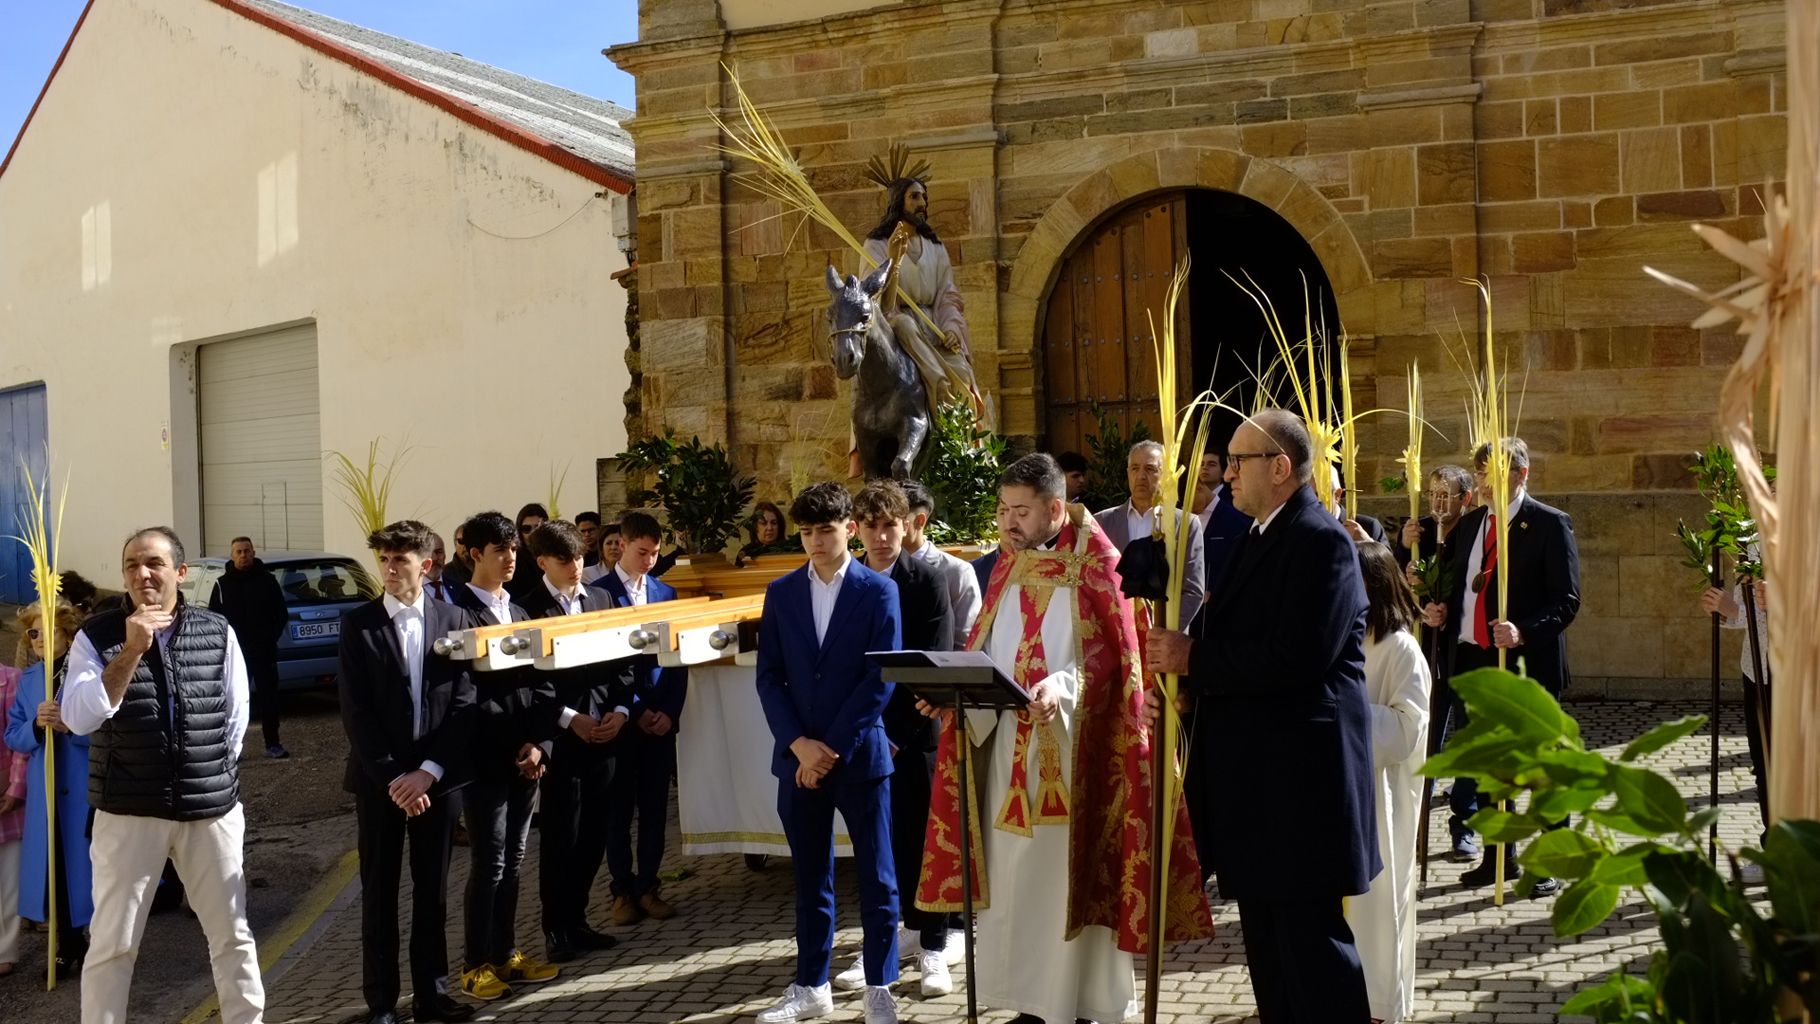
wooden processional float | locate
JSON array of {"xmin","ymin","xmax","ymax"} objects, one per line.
[{"xmin": 428, "ymin": 555, "xmax": 802, "ymax": 671}]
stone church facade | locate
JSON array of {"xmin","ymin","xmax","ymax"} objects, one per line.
[{"xmin": 608, "ymin": 0, "xmax": 1785, "ymax": 691}]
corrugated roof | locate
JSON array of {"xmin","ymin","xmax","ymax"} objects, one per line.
[
  {"xmin": 238, "ymin": 0, "xmax": 634, "ymax": 187},
  {"xmin": 2, "ymin": 0, "xmax": 636, "ymax": 191}
]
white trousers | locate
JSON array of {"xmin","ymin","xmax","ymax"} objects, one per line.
[
  {"xmin": 0, "ymin": 840, "xmax": 19, "ymax": 964},
  {"xmin": 82, "ymin": 805, "xmax": 264, "ymax": 1024}
]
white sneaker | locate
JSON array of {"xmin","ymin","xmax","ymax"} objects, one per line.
[
  {"xmin": 756, "ymin": 983, "xmax": 834, "ymax": 1024},
  {"xmin": 917, "ymin": 949, "xmax": 953, "ymax": 997},
  {"xmin": 863, "ymin": 985, "xmax": 898, "ymax": 1024},
  {"xmin": 832, "ymin": 957, "xmax": 867, "ymax": 991},
  {"xmin": 943, "ymin": 928, "xmax": 965, "ymax": 966}
]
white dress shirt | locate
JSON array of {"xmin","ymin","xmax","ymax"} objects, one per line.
[
  {"xmin": 544, "ymin": 576, "xmax": 589, "ymax": 616},
  {"xmin": 1252, "ymin": 498, "xmax": 1290, "ymax": 536},
  {"xmin": 62, "ymin": 613, "xmax": 250, "ymax": 764},
  {"xmin": 465, "ymin": 582, "xmax": 515, "ymax": 625},
  {"xmin": 1458, "ymin": 488, "xmax": 1527, "ymax": 646},
  {"xmin": 383, "ymin": 591, "xmax": 443, "ymax": 782},
  {"xmin": 614, "ymin": 564, "xmax": 648, "ymax": 606},
  {"xmin": 1124, "ymin": 502, "xmax": 1157, "ymax": 547},
  {"xmin": 547, "ymin": 576, "xmax": 632, "ymax": 728},
  {"xmin": 809, "ymin": 553, "xmax": 851, "ymax": 645}
]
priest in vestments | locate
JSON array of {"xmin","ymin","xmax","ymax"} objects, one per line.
[{"xmin": 917, "ymin": 453, "xmax": 1212, "ymax": 1024}]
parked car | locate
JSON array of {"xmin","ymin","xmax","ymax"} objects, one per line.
[{"xmin": 180, "ymin": 551, "xmax": 380, "ymax": 691}]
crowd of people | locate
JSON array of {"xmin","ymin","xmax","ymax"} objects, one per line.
[{"xmin": 0, "ymin": 406, "xmax": 1775, "ymax": 1024}]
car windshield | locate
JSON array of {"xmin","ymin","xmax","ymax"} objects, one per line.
[{"xmin": 272, "ymin": 559, "xmax": 380, "ymax": 605}]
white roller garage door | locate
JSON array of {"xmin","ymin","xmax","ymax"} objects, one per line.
[{"xmin": 198, "ymin": 324, "xmax": 323, "ymax": 556}]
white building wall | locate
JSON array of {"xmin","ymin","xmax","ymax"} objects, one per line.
[{"xmin": 0, "ymin": 0, "xmax": 630, "ymax": 581}]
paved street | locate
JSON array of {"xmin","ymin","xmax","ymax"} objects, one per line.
[{"xmin": 242, "ymin": 697, "xmax": 1761, "ymax": 1024}]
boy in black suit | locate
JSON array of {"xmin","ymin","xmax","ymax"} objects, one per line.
[
  {"xmin": 592, "ymin": 511, "xmax": 689, "ymax": 926},
  {"xmin": 841, "ymin": 481, "xmax": 956, "ymax": 996},
  {"xmin": 338, "ymin": 520, "xmax": 479, "ymax": 1024},
  {"xmin": 520, "ymin": 519, "xmax": 628, "ymax": 962},
  {"xmin": 447, "ymin": 511, "xmax": 561, "ymax": 999}
]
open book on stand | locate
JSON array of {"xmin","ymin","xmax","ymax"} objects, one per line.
[{"xmin": 866, "ymin": 649, "xmax": 1031, "ymax": 710}]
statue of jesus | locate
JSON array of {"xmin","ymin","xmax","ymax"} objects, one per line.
[{"xmin": 860, "ymin": 164, "xmax": 990, "ymax": 432}]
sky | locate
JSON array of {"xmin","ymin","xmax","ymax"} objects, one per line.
[{"xmin": 0, "ymin": 0, "xmax": 640, "ymax": 155}]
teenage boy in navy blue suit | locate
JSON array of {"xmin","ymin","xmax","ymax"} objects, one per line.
[
  {"xmin": 754, "ymin": 482, "xmax": 903, "ymax": 1024},
  {"xmin": 588, "ymin": 511, "xmax": 689, "ymax": 926}
]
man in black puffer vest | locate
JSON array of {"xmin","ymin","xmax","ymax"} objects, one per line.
[
  {"xmin": 209, "ymin": 535, "xmax": 291, "ymax": 758},
  {"xmin": 62, "ymin": 526, "xmax": 264, "ymax": 1024}
]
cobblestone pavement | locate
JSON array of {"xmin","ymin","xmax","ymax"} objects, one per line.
[{"xmin": 255, "ymin": 698, "xmax": 1761, "ymax": 1024}]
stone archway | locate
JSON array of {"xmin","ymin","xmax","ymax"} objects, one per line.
[{"xmin": 1004, "ymin": 147, "xmax": 1376, "ymax": 354}]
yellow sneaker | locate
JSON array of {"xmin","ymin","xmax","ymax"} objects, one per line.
[
  {"xmin": 501, "ymin": 950, "xmax": 560, "ymax": 984},
  {"xmin": 460, "ymin": 964, "xmax": 512, "ymax": 1001}
]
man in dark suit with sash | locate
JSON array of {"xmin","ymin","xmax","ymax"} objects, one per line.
[
  {"xmin": 1420, "ymin": 437, "xmax": 1581, "ymax": 891},
  {"xmin": 1146, "ymin": 410, "xmax": 1378, "ymax": 1024}
]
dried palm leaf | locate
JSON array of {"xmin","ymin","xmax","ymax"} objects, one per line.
[
  {"xmin": 1647, "ymin": 1, "xmax": 1815, "ymax": 830},
  {"xmin": 10, "ymin": 455, "xmax": 68, "ymax": 989}
]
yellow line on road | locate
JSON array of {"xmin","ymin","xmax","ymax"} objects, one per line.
[{"xmin": 180, "ymin": 847, "xmax": 360, "ymax": 1024}]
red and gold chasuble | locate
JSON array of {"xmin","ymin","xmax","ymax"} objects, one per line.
[{"xmin": 916, "ymin": 505, "xmax": 1214, "ymax": 952}]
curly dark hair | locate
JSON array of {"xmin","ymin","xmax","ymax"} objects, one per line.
[
  {"xmin": 790, "ymin": 482, "xmax": 854, "ymax": 528},
  {"xmin": 853, "ymin": 480, "xmax": 910, "ymax": 524},
  {"xmin": 459, "ymin": 511, "xmax": 517, "ymax": 555}
]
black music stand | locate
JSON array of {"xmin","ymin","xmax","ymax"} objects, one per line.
[{"xmin": 870, "ymin": 650, "xmax": 1029, "ymax": 1024}]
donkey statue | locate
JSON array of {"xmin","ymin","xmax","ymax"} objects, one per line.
[{"xmin": 823, "ymin": 262, "xmax": 931, "ymax": 480}]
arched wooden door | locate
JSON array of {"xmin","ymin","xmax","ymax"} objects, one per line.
[{"xmin": 1040, "ymin": 193, "xmax": 1191, "ymax": 456}]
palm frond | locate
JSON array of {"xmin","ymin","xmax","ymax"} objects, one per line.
[{"xmin": 325, "ymin": 437, "xmax": 413, "ymax": 541}]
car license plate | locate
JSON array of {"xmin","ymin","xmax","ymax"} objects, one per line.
[{"xmin": 293, "ymin": 621, "xmax": 339, "ymax": 640}]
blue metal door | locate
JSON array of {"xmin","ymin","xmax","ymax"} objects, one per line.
[{"xmin": 0, "ymin": 383, "xmax": 50, "ymax": 604}]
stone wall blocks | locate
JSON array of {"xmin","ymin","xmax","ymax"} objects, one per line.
[{"xmin": 1537, "ymin": 134, "xmax": 1621, "ymax": 197}]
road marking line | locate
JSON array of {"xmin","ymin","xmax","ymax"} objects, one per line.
[{"xmin": 180, "ymin": 847, "xmax": 360, "ymax": 1024}]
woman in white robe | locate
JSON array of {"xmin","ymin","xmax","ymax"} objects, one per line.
[{"xmin": 1345, "ymin": 540, "xmax": 1431, "ymax": 1023}]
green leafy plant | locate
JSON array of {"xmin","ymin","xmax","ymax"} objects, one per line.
[
  {"xmin": 1409, "ymin": 552, "xmax": 1457, "ymax": 605},
  {"xmin": 923, "ymin": 398, "xmax": 1006, "ymax": 546},
  {"xmin": 1380, "ymin": 474, "xmax": 1407, "ymax": 494},
  {"xmin": 1676, "ymin": 446, "xmax": 1777, "ymax": 586},
  {"xmin": 1421, "ymin": 667, "xmax": 1820, "ymax": 1022},
  {"xmin": 617, "ymin": 429, "xmax": 755, "ymax": 558},
  {"xmin": 1081, "ymin": 401, "xmax": 1151, "ymax": 512}
]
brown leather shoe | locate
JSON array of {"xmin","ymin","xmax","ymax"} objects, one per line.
[
  {"xmin": 611, "ymin": 894, "xmax": 644, "ymax": 926},
  {"xmin": 639, "ymin": 890, "xmax": 675, "ymax": 921}
]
